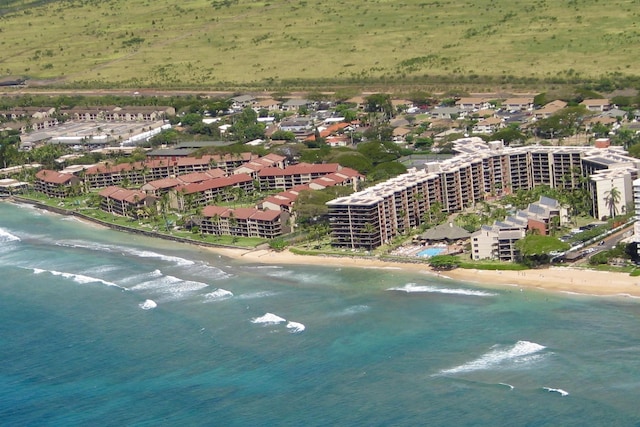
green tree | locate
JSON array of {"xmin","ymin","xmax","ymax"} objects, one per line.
[
  {"xmin": 270, "ymin": 130, "xmax": 296, "ymax": 141},
  {"xmin": 515, "ymin": 234, "xmax": 570, "ymax": 257},
  {"xmin": 356, "ymin": 141, "xmax": 402, "ymax": 164},
  {"xmin": 486, "ymin": 124, "xmax": 526, "ymax": 145},
  {"xmin": 428, "ymin": 255, "xmax": 460, "ymax": 270},
  {"xmin": 534, "ymin": 105, "xmax": 589, "ymax": 139},
  {"xmin": 369, "ymin": 162, "xmax": 407, "ymax": 181},
  {"xmin": 604, "ymin": 186, "xmax": 621, "ymax": 218},
  {"xmin": 365, "ymin": 93, "xmax": 393, "ymax": 119},
  {"xmin": 0, "ymin": 129, "xmax": 21, "ymax": 168}
]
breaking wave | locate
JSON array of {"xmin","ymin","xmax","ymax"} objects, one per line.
[
  {"xmin": 543, "ymin": 387, "xmax": 569, "ymax": 396},
  {"xmin": 30, "ymin": 267, "xmax": 126, "ymax": 290},
  {"xmin": 388, "ymin": 283, "xmax": 497, "ymax": 297},
  {"xmin": 251, "ymin": 313, "xmax": 305, "ymax": 333},
  {"xmin": 251, "ymin": 313, "xmax": 287, "ymax": 324},
  {"xmin": 203, "ymin": 288, "xmax": 234, "ymax": 301},
  {"xmin": 129, "ymin": 273, "xmax": 208, "ymax": 301},
  {"xmin": 139, "ymin": 299, "xmax": 157, "ymax": 310},
  {"xmin": 55, "ymin": 241, "xmax": 196, "ymax": 267},
  {"xmin": 0, "ymin": 228, "xmax": 20, "ymax": 243},
  {"xmin": 286, "ymin": 321, "xmax": 306, "ymax": 333},
  {"xmin": 438, "ymin": 340, "xmax": 547, "ymax": 375}
]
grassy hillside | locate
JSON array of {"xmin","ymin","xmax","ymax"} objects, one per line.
[{"xmin": 1, "ymin": 0, "xmax": 639, "ymax": 89}]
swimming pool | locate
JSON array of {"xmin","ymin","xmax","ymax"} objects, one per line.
[{"xmin": 417, "ymin": 247, "xmax": 447, "ymax": 257}]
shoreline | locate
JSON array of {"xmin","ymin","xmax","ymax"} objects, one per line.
[
  {"xmin": 7, "ymin": 198, "xmax": 640, "ymax": 299},
  {"xmin": 210, "ymin": 247, "xmax": 640, "ymax": 299}
]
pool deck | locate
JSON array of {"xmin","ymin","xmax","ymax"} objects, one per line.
[{"xmin": 390, "ymin": 244, "xmax": 448, "ymax": 258}]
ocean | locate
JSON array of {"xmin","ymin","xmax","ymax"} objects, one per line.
[{"xmin": 1, "ymin": 201, "xmax": 640, "ymax": 426}]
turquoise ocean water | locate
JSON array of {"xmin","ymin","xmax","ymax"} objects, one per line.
[{"xmin": 1, "ymin": 201, "xmax": 640, "ymax": 426}]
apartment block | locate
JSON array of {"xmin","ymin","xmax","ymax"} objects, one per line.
[
  {"xmin": 328, "ymin": 137, "xmax": 639, "ymax": 250},
  {"xmin": 200, "ymin": 206, "xmax": 283, "ymax": 239},
  {"xmin": 34, "ymin": 169, "xmax": 81, "ymax": 198}
]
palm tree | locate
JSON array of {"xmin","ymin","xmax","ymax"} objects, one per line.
[
  {"xmin": 159, "ymin": 193, "xmax": 171, "ymax": 231},
  {"xmin": 604, "ymin": 185, "xmax": 621, "ymax": 219},
  {"xmin": 360, "ymin": 222, "xmax": 377, "ymax": 250}
]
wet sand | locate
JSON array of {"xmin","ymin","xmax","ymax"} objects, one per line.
[{"xmin": 210, "ymin": 247, "xmax": 640, "ymax": 298}]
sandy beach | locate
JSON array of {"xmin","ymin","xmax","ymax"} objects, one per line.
[
  {"xmin": 10, "ymin": 199, "xmax": 638, "ymax": 299},
  {"xmin": 210, "ymin": 247, "xmax": 640, "ymax": 299}
]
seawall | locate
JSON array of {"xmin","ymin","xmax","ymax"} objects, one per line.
[{"xmin": 9, "ymin": 196, "xmax": 246, "ymax": 251}]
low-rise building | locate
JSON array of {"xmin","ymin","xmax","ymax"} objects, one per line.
[
  {"xmin": 470, "ymin": 197, "xmax": 567, "ymax": 261},
  {"xmin": 34, "ymin": 170, "xmax": 81, "ymax": 198},
  {"xmin": 98, "ymin": 186, "xmax": 156, "ymax": 218},
  {"xmin": 258, "ymin": 163, "xmax": 362, "ymax": 191},
  {"xmin": 200, "ymin": 206, "xmax": 283, "ymax": 238}
]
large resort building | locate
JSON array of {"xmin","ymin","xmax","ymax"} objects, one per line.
[{"xmin": 327, "ymin": 137, "xmax": 640, "ymax": 250}]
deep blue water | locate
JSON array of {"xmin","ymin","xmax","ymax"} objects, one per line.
[{"xmin": 2, "ymin": 201, "xmax": 640, "ymax": 426}]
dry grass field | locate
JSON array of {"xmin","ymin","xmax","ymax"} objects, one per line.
[{"xmin": 1, "ymin": 0, "xmax": 640, "ymax": 89}]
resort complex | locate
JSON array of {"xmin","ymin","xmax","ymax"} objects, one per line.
[
  {"xmin": 3, "ymin": 90, "xmax": 640, "ymax": 263},
  {"xmin": 327, "ymin": 137, "xmax": 639, "ymax": 252}
]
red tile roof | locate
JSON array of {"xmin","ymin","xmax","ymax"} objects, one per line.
[
  {"xmin": 35, "ymin": 170, "xmax": 76, "ymax": 184},
  {"xmin": 258, "ymin": 163, "xmax": 342, "ymax": 177},
  {"xmin": 201, "ymin": 205, "xmax": 280, "ymax": 221},
  {"xmin": 202, "ymin": 205, "xmax": 229, "ymax": 217},
  {"xmin": 144, "ymin": 178, "xmax": 181, "ymax": 190},
  {"xmin": 251, "ymin": 209, "xmax": 281, "ymax": 221},
  {"xmin": 178, "ymin": 173, "xmax": 253, "ymax": 194},
  {"xmin": 178, "ymin": 169, "xmax": 226, "ymax": 183},
  {"xmin": 98, "ymin": 186, "xmax": 149, "ymax": 203}
]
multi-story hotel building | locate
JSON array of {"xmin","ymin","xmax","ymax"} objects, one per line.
[{"xmin": 328, "ymin": 137, "xmax": 640, "ymax": 249}]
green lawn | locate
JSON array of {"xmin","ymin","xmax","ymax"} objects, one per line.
[{"xmin": 1, "ymin": 0, "xmax": 639, "ymax": 89}]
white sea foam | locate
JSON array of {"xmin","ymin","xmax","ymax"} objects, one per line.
[
  {"xmin": 203, "ymin": 288, "xmax": 234, "ymax": 301},
  {"xmin": 438, "ymin": 340, "xmax": 547, "ymax": 375},
  {"xmin": 543, "ymin": 387, "xmax": 569, "ymax": 396},
  {"xmin": 499, "ymin": 383, "xmax": 515, "ymax": 390},
  {"xmin": 251, "ymin": 313, "xmax": 286, "ymax": 324},
  {"xmin": 139, "ymin": 299, "xmax": 157, "ymax": 310},
  {"xmin": 127, "ymin": 248, "xmax": 196, "ymax": 266},
  {"xmin": 14, "ymin": 203, "xmax": 44, "ymax": 214},
  {"xmin": 286, "ymin": 321, "xmax": 306, "ymax": 333},
  {"xmin": 388, "ymin": 283, "xmax": 497, "ymax": 297},
  {"xmin": 55, "ymin": 241, "xmax": 197, "ymax": 267},
  {"xmin": 118, "ymin": 269, "xmax": 164, "ymax": 285},
  {"xmin": 29, "ymin": 267, "xmax": 126, "ymax": 290},
  {"xmin": 188, "ymin": 263, "xmax": 232, "ymax": 280},
  {"xmin": 0, "ymin": 228, "xmax": 20, "ymax": 243},
  {"xmin": 129, "ymin": 274, "xmax": 209, "ymax": 301}
]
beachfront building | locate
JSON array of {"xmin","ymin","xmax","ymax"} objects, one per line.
[
  {"xmin": 470, "ymin": 197, "xmax": 568, "ymax": 261},
  {"xmin": 633, "ymin": 178, "xmax": 640, "ymax": 242},
  {"xmin": 589, "ymin": 168, "xmax": 636, "ymax": 220},
  {"xmin": 34, "ymin": 169, "xmax": 81, "ymax": 198},
  {"xmin": 98, "ymin": 186, "xmax": 156, "ymax": 218},
  {"xmin": 0, "ymin": 178, "xmax": 29, "ymax": 196},
  {"xmin": 471, "ymin": 225, "xmax": 526, "ymax": 262},
  {"xmin": 200, "ymin": 206, "xmax": 284, "ymax": 238},
  {"xmin": 327, "ymin": 137, "xmax": 637, "ymax": 250},
  {"xmin": 327, "ymin": 169, "xmax": 443, "ymax": 249}
]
